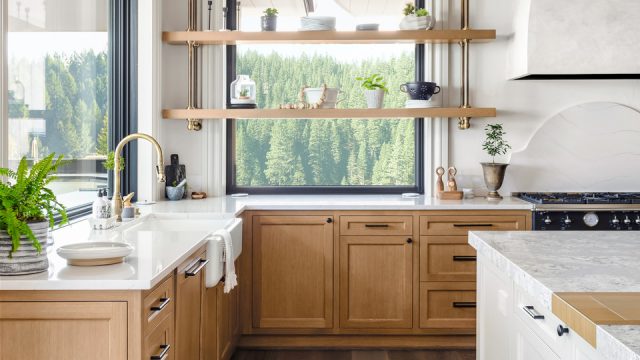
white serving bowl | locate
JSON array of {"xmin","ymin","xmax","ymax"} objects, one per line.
[{"xmin": 304, "ymin": 87, "xmax": 340, "ymax": 104}]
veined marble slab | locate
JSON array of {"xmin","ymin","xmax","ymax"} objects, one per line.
[{"xmin": 470, "ymin": 231, "xmax": 640, "ymax": 360}]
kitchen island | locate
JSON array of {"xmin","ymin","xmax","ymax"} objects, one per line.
[{"xmin": 470, "ymin": 231, "xmax": 640, "ymax": 360}]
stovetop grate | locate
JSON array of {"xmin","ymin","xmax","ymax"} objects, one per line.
[{"xmin": 518, "ymin": 192, "xmax": 640, "ymax": 205}]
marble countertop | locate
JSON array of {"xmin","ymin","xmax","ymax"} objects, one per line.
[
  {"xmin": 0, "ymin": 219, "xmax": 212, "ymax": 291},
  {"xmin": 469, "ymin": 231, "xmax": 640, "ymax": 360},
  {"xmin": 141, "ymin": 194, "xmax": 533, "ymax": 216}
]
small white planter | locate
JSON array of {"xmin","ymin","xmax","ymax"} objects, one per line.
[
  {"xmin": 364, "ymin": 89, "xmax": 385, "ymax": 109},
  {"xmin": 399, "ymin": 14, "xmax": 435, "ymax": 30}
]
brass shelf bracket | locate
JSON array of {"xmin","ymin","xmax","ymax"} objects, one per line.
[
  {"xmin": 458, "ymin": 0, "xmax": 472, "ymax": 130},
  {"xmin": 186, "ymin": 0, "xmax": 202, "ymax": 131}
]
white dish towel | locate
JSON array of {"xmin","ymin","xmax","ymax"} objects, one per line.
[{"xmin": 213, "ymin": 228, "xmax": 237, "ymax": 293}]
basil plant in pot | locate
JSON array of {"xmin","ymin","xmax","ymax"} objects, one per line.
[
  {"xmin": 481, "ymin": 124, "xmax": 511, "ymax": 200},
  {"xmin": 356, "ymin": 74, "xmax": 389, "ymax": 109},
  {"xmin": 0, "ymin": 154, "xmax": 68, "ymax": 275}
]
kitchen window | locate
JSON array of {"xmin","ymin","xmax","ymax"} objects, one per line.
[
  {"xmin": 226, "ymin": 0, "xmax": 425, "ymax": 194},
  {"xmin": 2, "ymin": 0, "xmax": 137, "ymax": 218}
]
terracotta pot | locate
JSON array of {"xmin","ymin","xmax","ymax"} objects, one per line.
[{"xmin": 481, "ymin": 162, "xmax": 508, "ymax": 200}]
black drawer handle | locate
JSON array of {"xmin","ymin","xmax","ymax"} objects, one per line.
[
  {"xmin": 150, "ymin": 297, "xmax": 171, "ymax": 312},
  {"xmin": 185, "ymin": 258, "xmax": 209, "ymax": 277},
  {"xmin": 452, "ymin": 301, "xmax": 476, "ymax": 308},
  {"xmin": 326, "ymin": 217, "xmax": 333, "ymax": 223},
  {"xmin": 523, "ymin": 305, "xmax": 545, "ymax": 320},
  {"xmin": 365, "ymin": 224, "xmax": 390, "ymax": 228},
  {"xmin": 151, "ymin": 344, "xmax": 170, "ymax": 360},
  {"xmin": 453, "ymin": 224, "xmax": 494, "ymax": 227},
  {"xmin": 453, "ymin": 255, "xmax": 477, "ymax": 262}
]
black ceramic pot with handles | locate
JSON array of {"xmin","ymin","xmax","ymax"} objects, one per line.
[{"xmin": 400, "ymin": 82, "xmax": 441, "ymax": 100}]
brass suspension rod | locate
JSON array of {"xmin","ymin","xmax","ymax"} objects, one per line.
[
  {"xmin": 186, "ymin": 0, "xmax": 202, "ymax": 131},
  {"xmin": 458, "ymin": 0, "xmax": 471, "ymax": 130}
]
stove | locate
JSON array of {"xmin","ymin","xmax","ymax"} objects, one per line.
[{"xmin": 516, "ymin": 192, "xmax": 640, "ymax": 231}]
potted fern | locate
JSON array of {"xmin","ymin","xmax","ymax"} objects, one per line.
[
  {"xmin": 261, "ymin": 8, "xmax": 278, "ymax": 31},
  {"xmin": 481, "ymin": 124, "xmax": 511, "ymax": 200},
  {"xmin": 0, "ymin": 154, "xmax": 68, "ymax": 275},
  {"xmin": 356, "ymin": 74, "xmax": 389, "ymax": 109}
]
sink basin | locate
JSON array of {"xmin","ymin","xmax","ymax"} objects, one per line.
[{"xmin": 119, "ymin": 214, "xmax": 243, "ymax": 287}]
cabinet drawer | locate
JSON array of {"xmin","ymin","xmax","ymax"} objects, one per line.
[
  {"xmin": 144, "ymin": 275, "xmax": 175, "ymax": 333},
  {"xmin": 420, "ymin": 236, "xmax": 476, "ymax": 281},
  {"xmin": 419, "ymin": 282, "xmax": 476, "ymax": 329},
  {"xmin": 340, "ymin": 215, "xmax": 413, "ymax": 236},
  {"xmin": 514, "ymin": 286, "xmax": 570, "ymax": 356},
  {"xmin": 144, "ymin": 311, "xmax": 175, "ymax": 360},
  {"xmin": 420, "ymin": 215, "xmax": 527, "ymax": 236}
]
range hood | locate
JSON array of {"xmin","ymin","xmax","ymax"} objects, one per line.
[{"xmin": 508, "ymin": 0, "xmax": 640, "ymax": 80}]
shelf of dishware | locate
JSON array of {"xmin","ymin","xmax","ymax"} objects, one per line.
[
  {"xmin": 162, "ymin": 29, "xmax": 496, "ymax": 45},
  {"xmin": 161, "ymin": 107, "xmax": 497, "ymax": 120}
]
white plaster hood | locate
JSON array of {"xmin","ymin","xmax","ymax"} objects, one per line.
[{"xmin": 508, "ymin": 0, "xmax": 640, "ymax": 79}]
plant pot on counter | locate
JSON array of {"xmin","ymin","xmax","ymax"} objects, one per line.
[
  {"xmin": 364, "ymin": 89, "xmax": 385, "ymax": 109},
  {"xmin": 0, "ymin": 221, "xmax": 51, "ymax": 275},
  {"xmin": 481, "ymin": 162, "xmax": 508, "ymax": 200},
  {"xmin": 261, "ymin": 16, "xmax": 277, "ymax": 31}
]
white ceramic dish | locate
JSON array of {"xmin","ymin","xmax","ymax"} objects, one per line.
[
  {"xmin": 57, "ymin": 242, "xmax": 134, "ymax": 266},
  {"xmin": 356, "ymin": 23, "xmax": 379, "ymax": 31},
  {"xmin": 405, "ymin": 99, "xmax": 435, "ymax": 108},
  {"xmin": 304, "ymin": 87, "xmax": 339, "ymax": 104}
]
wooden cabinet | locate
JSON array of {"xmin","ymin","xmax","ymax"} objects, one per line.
[
  {"xmin": 420, "ymin": 236, "xmax": 477, "ymax": 282},
  {"xmin": 419, "ymin": 282, "xmax": 476, "ymax": 329},
  {"xmin": 204, "ymin": 274, "xmax": 241, "ymax": 360},
  {"xmin": 252, "ymin": 215, "xmax": 334, "ymax": 329},
  {"xmin": 339, "ymin": 235, "xmax": 413, "ymax": 329},
  {"xmin": 0, "ymin": 301, "xmax": 128, "ymax": 360},
  {"xmin": 175, "ymin": 250, "xmax": 208, "ymax": 360},
  {"xmin": 420, "ymin": 215, "xmax": 528, "ymax": 236},
  {"xmin": 144, "ymin": 312, "xmax": 175, "ymax": 360}
]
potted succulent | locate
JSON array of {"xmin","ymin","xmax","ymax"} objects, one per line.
[
  {"xmin": 0, "ymin": 154, "xmax": 68, "ymax": 275},
  {"xmin": 261, "ymin": 8, "xmax": 278, "ymax": 32},
  {"xmin": 356, "ymin": 74, "xmax": 389, "ymax": 109},
  {"xmin": 400, "ymin": 3, "xmax": 434, "ymax": 30},
  {"xmin": 481, "ymin": 124, "xmax": 511, "ymax": 200}
]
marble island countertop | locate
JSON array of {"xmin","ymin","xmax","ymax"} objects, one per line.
[{"xmin": 469, "ymin": 231, "xmax": 640, "ymax": 360}]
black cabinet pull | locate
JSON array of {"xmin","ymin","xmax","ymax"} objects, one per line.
[
  {"xmin": 151, "ymin": 344, "xmax": 170, "ymax": 360},
  {"xmin": 150, "ymin": 297, "xmax": 171, "ymax": 312},
  {"xmin": 452, "ymin": 255, "xmax": 477, "ymax": 261},
  {"xmin": 326, "ymin": 218, "xmax": 333, "ymax": 223},
  {"xmin": 406, "ymin": 238, "xmax": 413, "ymax": 244},
  {"xmin": 453, "ymin": 224, "xmax": 494, "ymax": 227},
  {"xmin": 185, "ymin": 258, "xmax": 209, "ymax": 277},
  {"xmin": 523, "ymin": 305, "xmax": 545, "ymax": 320},
  {"xmin": 557, "ymin": 325, "xmax": 570, "ymax": 336},
  {"xmin": 452, "ymin": 301, "xmax": 476, "ymax": 308},
  {"xmin": 365, "ymin": 224, "xmax": 389, "ymax": 228}
]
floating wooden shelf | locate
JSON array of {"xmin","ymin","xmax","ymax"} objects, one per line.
[
  {"xmin": 162, "ymin": 30, "xmax": 496, "ymax": 45},
  {"xmin": 162, "ymin": 107, "xmax": 497, "ymax": 120}
]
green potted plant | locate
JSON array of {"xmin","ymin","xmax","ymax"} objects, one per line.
[
  {"xmin": 0, "ymin": 154, "xmax": 68, "ymax": 275},
  {"xmin": 355, "ymin": 74, "xmax": 389, "ymax": 109},
  {"xmin": 261, "ymin": 8, "xmax": 278, "ymax": 32},
  {"xmin": 481, "ymin": 124, "xmax": 511, "ymax": 200},
  {"xmin": 400, "ymin": 2, "xmax": 434, "ymax": 30}
]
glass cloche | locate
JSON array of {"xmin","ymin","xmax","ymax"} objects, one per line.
[{"xmin": 229, "ymin": 75, "xmax": 257, "ymax": 109}]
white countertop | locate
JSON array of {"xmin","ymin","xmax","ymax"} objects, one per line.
[
  {"xmin": 142, "ymin": 194, "xmax": 533, "ymax": 216},
  {"xmin": 469, "ymin": 231, "xmax": 640, "ymax": 360},
  {"xmin": 0, "ymin": 195, "xmax": 531, "ymax": 292}
]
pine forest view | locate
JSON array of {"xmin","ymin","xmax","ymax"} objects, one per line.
[{"xmin": 234, "ymin": 46, "xmax": 417, "ymax": 187}]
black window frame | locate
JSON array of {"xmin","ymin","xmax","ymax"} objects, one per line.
[
  {"xmin": 225, "ymin": 0, "xmax": 425, "ymax": 195},
  {"xmin": 60, "ymin": 0, "xmax": 138, "ymax": 221}
]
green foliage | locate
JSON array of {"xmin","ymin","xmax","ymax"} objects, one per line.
[
  {"xmin": 0, "ymin": 154, "xmax": 68, "ymax": 255},
  {"xmin": 239, "ymin": 88, "xmax": 249, "ymax": 97},
  {"xmin": 482, "ymin": 123, "xmax": 511, "ymax": 162},
  {"xmin": 97, "ymin": 113, "xmax": 109, "ymax": 156},
  {"xmin": 403, "ymin": 3, "xmax": 416, "ymax": 16},
  {"xmin": 103, "ymin": 151, "xmax": 125, "ymax": 171},
  {"xmin": 415, "ymin": 8, "xmax": 429, "ymax": 17},
  {"xmin": 263, "ymin": 8, "xmax": 278, "ymax": 16},
  {"xmin": 355, "ymin": 74, "xmax": 389, "ymax": 92},
  {"xmin": 235, "ymin": 50, "xmax": 416, "ymax": 187}
]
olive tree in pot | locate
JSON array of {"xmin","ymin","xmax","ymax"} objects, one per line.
[
  {"xmin": 261, "ymin": 8, "xmax": 278, "ymax": 31},
  {"xmin": 0, "ymin": 154, "xmax": 68, "ymax": 275},
  {"xmin": 356, "ymin": 74, "xmax": 389, "ymax": 109},
  {"xmin": 481, "ymin": 124, "xmax": 511, "ymax": 200}
]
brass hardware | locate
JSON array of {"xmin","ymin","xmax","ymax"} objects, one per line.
[
  {"xmin": 186, "ymin": 0, "xmax": 202, "ymax": 131},
  {"xmin": 113, "ymin": 133, "xmax": 166, "ymax": 221},
  {"xmin": 458, "ymin": 0, "xmax": 472, "ymax": 130}
]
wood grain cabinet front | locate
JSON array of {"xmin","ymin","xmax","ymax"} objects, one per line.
[
  {"xmin": 339, "ymin": 235, "xmax": 413, "ymax": 329},
  {"xmin": 175, "ymin": 250, "xmax": 208, "ymax": 360},
  {"xmin": 144, "ymin": 312, "xmax": 175, "ymax": 360},
  {"xmin": 420, "ymin": 236, "xmax": 477, "ymax": 282},
  {"xmin": 252, "ymin": 215, "xmax": 334, "ymax": 329},
  {"xmin": 419, "ymin": 282, "xmax": 477, "ymax": 329},
  {"xmin": 420, "ymin": 215, "xmax": 528, "ymax": 236}
]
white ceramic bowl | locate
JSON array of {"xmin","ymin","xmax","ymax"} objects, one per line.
[{"xmin": 304, "ymin": 87, "xmax": 339, "ymax": 104}]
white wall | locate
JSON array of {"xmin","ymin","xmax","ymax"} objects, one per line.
[
  {"xmin": 448, "ymin": 0, "xmax": 640, "ymax": 194},
  {"xmin": 154, "ymin": 0, "xmax": 640, "ymax": 197}
]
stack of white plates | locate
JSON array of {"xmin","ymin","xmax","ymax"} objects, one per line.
[
  {"xmin": 405, "ymin": 99, "xmax": 435, "ymax": 108},
  {"xmin": 300, "ymin": 16, "xmax": 336, "ymax": 31}
]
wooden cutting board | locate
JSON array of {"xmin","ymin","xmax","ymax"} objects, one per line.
[{"xmin": 552, "ymin": 292, "xmax": 640, "ymax": 347}]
